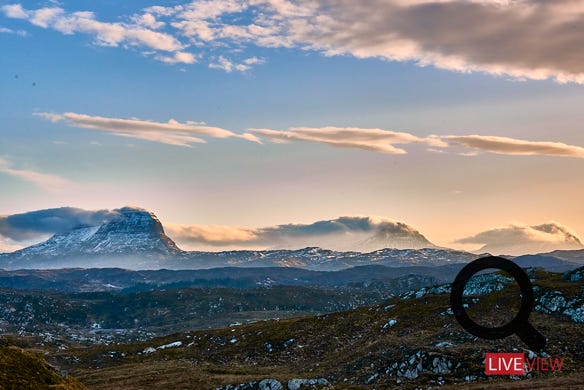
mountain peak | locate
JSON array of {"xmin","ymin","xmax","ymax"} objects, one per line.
[
  {"xmin": 90, "ymin": 207, "xmax": 180, "ymax": 253},
  {"xmin": 357, "ymin": 219, "xmax": 435, "ymax": 251},
  {"xmin": 0, "ymin": 207, "xmax": 181, "ymax": 268},
  {"xmin": 116, "ymin": 205, "xmax": 149, "ymax": 213},
  {"xmin": 276, "ymin": 216, "xmax": 436, "ymax": 252},
  {"xmin": 107, "ymin": 206, "xmax": 166, "ymax": 236}
]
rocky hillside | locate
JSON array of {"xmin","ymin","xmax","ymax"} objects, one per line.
[
  {"xmin": 0, "ymin": 264, "xmax": 463, "ymax": 293},
  {"xmin": 39, "ymin": 266, "xmax": 584, "ymax": 389}
]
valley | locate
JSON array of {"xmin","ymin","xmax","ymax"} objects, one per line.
[{"xmin": 0, "ymin": 266, "xmax": 581, "ymax": 389}]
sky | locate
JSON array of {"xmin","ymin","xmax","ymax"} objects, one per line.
[{"xmin": 1, "ymin": 0, "xmax": 584, "ymax": 253}]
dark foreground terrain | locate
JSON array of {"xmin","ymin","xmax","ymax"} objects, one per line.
[
  {"xmin": 0, "ymin": 266, "xmax": 582, "ymax": 389},
  {"xmin": 0, "ymin": 344, "xmax": 87, "ymax": 389}
]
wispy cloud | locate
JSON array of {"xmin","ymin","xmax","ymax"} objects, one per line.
[
  {"xmin": 252, "ymin": 127, "xmax": 584, "ymax": 158},
  {"xmin": 251, "ymin": 126, "xmax": 445, "ymax": 154},
  {"xmin": 442, "ymin": 135, "xmax": 584, "ymax": 158},
  {"xmin": 0, "ymin": 157, "xmax": 72, "ymax": 192},
  {"xmin": 209, "ymin": 56, "xmax": 265, "ymax": 73},
  {"xmin": 155, "ymin": 51, "xmax": 197, "ymax": 64},
  {"xmin": 454, "ymin": 222, "xmax": 583, "ymax": 255},
  {"xmin": 37, "ymin": 112, "xmax": 260, "ymax": 147},
  {"xmin": 0, "ymin": 24, "xmax": 26, "ymax": 36},
  {"xmin": 166, "ymin": 224, "xmax": 260, "ymax": 246},
  {"xmin": 36, "ymin": 112, "xmax": 584, "ymax": 157},
  {"xmin": 0, "ymin": 236, "xmax": 25, "ymax": 253}
]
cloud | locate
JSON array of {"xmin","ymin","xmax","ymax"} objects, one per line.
[
  {"xmin": 6, "ymin": 1, "xmax": 584, "ymax": 80},
  {"xmin": 136, "ymin": 0, "xmax": 584, "ymax": 82},
  {"xmin": 443, "ymin": 135, "xmax": 584, "ymax": 158},
  {"xmin": 454, "ymin": 222, "xmax": 584, "ymax": 255},
  {"xmin": 1, "ymin": 4, "xmax": 192, "ymax": 64},
  {"xmin": 166, "ymin": 216, "xmax": 433, "ymax": 251},
  {"xmin": 0, "ymin": 207, "xmax": 118, "ymax": 242},
  {"xmin": 2, "ymin": 4, "xmax": 27, "ymax": 19},
  {"xmin": 37, "ymin": 112, "xmax": 260, "ymax": 147},
  {"xmin": 251, "ymin": 127, "xmax": 584, "ymax": 158},
  {"xmin": 0, "ymin": 2, "xmax": 268, "ymax": 71},
  {"xmin": 0, "ymin": 157, "xmax": 72, "ymax": 192},
  {"xmin": 155, "ymin": 51, "xmax": 197, "ymax": 64},
  {"xmin": 0, "ymin": 25, "xmax": 26, "ymax": 36},
  {"xmin": 0, "ymin": 236, "xmax": 25, "ymax": 253},
  {"xmin": 36, "ymin": 111, "xmax": 584, "ymax": 157},
  {"xmin": 268, "ymin": 0, "xmax": 584, "ymax": 83},
  {"xmin": 166, "ymin": 224, "xmax": 260, "ymax": 246},
  {"xmin": 209, "ymin": 56, "xmax": 251, "ymax": 73},
  {"xmin": 251, "ymin": 126, "xmax": 445, "ymax": 154},
  {"xmin": 208, "ymin": 56, "xmax": 264, "ymax": 73},
  {"xmin": 243, "ymin": 57, "xmax": 265, "ymax": 66},
  {"xmin": 130, "ymin": 13, "xmax": 166, "ymax": 30},
  {"xmin": 43, "ymin": 113, "xmax": 564, "ymax": 158}
]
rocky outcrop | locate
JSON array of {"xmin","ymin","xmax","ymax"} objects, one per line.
[
  {"xmin": 562, "ymin": 265, "xmax": 584, "ymax": 282},
  {"xmin": 215, "ymin": 378, "xmax": 330, "ymax": 390},
  {"xmin": 535, "ymin": 288, "xmax": 584, "ymax": 323}
]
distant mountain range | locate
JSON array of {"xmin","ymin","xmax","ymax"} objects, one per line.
[
  {"xmin": 166, "ymin": 214, "xmax": 438, "ymax": 252},
  {"xmin": 0, "ymin": 206, "xmax": 582, "ymax": 271}
]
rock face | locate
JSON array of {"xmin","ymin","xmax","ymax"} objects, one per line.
[
  {"xmin": 81, "ymin": 207, "xmax": 181, "ymax": 255},
  {"xmin": 215, "ymin": 378, "xmax": 330, "ymax": 390},
  {"xmin": 0, "ymin": 207, "xmax": 182, "ymax": 269},
  {"xmin": 563, "ymin": 265, "xmax": 584, "ymax": 281},
  {"xmin": 383, "ymin": 350, "xmax": 461, "ymax": 379},
  {"xmin": 535, "ymin": 289, "xmax": 584, "ymax": 323}
]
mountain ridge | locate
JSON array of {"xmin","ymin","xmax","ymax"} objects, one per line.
[
  {"xmin": 0, "ymin": 206, "xmax": 582, "ymax": 271},
  {"xmin": 0, "ymin": 207, "xmax": 454, "ymax": 270}
]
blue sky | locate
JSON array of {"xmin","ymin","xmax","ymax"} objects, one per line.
[{"xmin": 1, "ymin": 0, "xmax": 584, "ymax": 253}]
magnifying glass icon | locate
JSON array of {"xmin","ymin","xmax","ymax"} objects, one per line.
[{"xmin": 450, "ymin": 256, "xmax": 546, "ymax": 351}]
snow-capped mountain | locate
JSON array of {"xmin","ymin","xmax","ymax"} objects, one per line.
[
  {"xmin": 0, "ymin": 206, "xmax": 470, "ymax": 270},
  {"xmin": 0, "ymin": 206, "xmax": 579, "ymax": 271},
  {"xmin": 0, "ymin": 207, "xmax": 182, "ymax": 269},
  {"xmin": 352, "ymin": 221, "xmax": 435, "ymax": 252},
  {"xmin": 169, "ymin": 247, "xmax": 478, "ymax": 271}
]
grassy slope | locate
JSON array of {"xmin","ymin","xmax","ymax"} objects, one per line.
[
  {"xmin": 0, "ymin": 345, "xmax": 87, "ymax": 390},
  {"xmin": 44, "ymin": 270, "xmax": 583, "ymax": 389}
]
